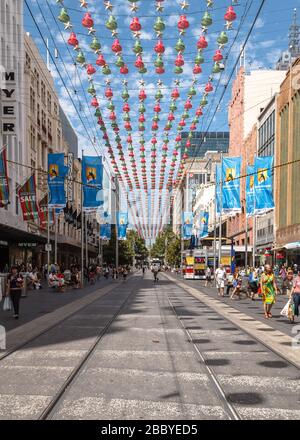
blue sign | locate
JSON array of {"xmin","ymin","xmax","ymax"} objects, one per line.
[
  {"xmin": 182, "ymin": 212, "xmax": 193, "ymax": 239},
  {"xmin": 100, "ymin": 223, "xmax": 111, "ymax": 240},
  {"xmin": 222, "ymin": 157, "xmax": 242, "ymax": 213},
  {"xmin": 48, "ymin": 153, "xmax": 68, "ymax": 208},
  {"xmin": 216, "ymin": 165, "xmax": 221, "ymax": 216},
  {"xmin": 82, "ymin": 156, "xmax": 103, "ymax": 211},
  {"xmin": 254, "ymin": 156, "xmax": 274, "ymax": 215},
  {"xmin": 199, "ymin": 211, "xmax": 209, "ymax": 238},
  {"xmin": 117, "ymin": 212, "xmax": 128, "ymax": 240},
  {"xmin": 246, "ymin": 165, "xmax": 255, "ymax": 217}
]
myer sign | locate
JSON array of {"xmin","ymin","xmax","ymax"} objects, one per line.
[{"xmin": 1, "ymin": 70, "xmax": 16, "ymax": 135}]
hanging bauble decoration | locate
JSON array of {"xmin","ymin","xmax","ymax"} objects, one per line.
[
  {"xmin": 188, "ymin": 86, "xmax": 196, "ymax": 97},
  {"xmin": 106, "ymin": 15, "xmax": 117, "ymax": 31},
  {"xmin": 111, "ymin": 39, "xmax": 122, "ymax": 53},
  {"xmin": 139, "ymin": 89, "xmax": 147, "ymax": 101},
  {"xmin": 58, "ymin": 8, "xmax": 71, "ymax": 26},
  {"xmin": 154, "ymin": 40, "xmax": 165, "ymax": 54},
  {"xmin": 96, "ymin": 54, "xmax": 106, "ymax": 66},
  {"xmin": 194, "ymin": 51, "xmax": 204, "ymax": 65},
  {"xmin": 184, "ymin": 100, "xmax": 192, "ymax": 110},
  {"xmin": 196, "ymin": 107, "xmax": 203, "ymax": 116},
  {"xmin": 154, "ymin": 104, "xmax": 161, "ymax": 113},
  {"xmin": 123, "ymin": 103, "xmax": 130, "ymax": 112},
  {"xmin": 213, "ymin": 50, "xmax": 223, "ymax": 62},
  {"xmin": 175, "ymin": 53, "xmax": 184, "ymax": 67},
  {"xmin": 128, "ymin": 0, "xmax": 140, "ymax": 12},
  {"xmin": 122, "ymin": 89, "xmax": 129, "ymax": 100},
  {"xmin": 170, "ymin": 102, "xmax": 177, "ymax": 112},
  {"xmin": 130, "ymin": 17, "xmax": 142, "ymax": 32},
  {"xmin": 178, "ymin": 15, "xmax": 189, "ymax": 34},
  {"xmin": 86, "ymin": 64, "xmax": 96, "ymax": 75},
  {"xmin": 120, "ymin": 65, "xmax": 129, "ymax": 74},
  {"xmin": 155, "ymin": 89, "xmax": 163, "ymax": 100},
  {"xmin": 102, "ymin": 65, "xmax": 111, "ymax": 75},
  {"xmin": 135, "ymin": 55, "xmax": 144, "ymax": 69},
  {"xmin": 82, "ymin": 13, "xmax": 94, "ymax": 28},
  {"xmin": 90, "ymin": 37, "xmax": 101, "ymax": 52},
  {"xmin": 201, "ymin": 11, "xmax": 213, "ymax": 29},
  {"xmin": 68, "ymin": 32, "xmax": 78, "ymax": 47},
  {"xmin": 217, "ymin": 31, "xmax": 228, "ymax": 47},
  {"xmin": 154, "ymin": 54, "xmax": 164, "ymax": 68},
  {"xmin": 154, "ymin": 17, "xmax": 165, "ymax": 35},
  {"xmin": 224, "ymin": 6, "xmax": 237, "ymax": 23},
  {"xmin": 139, "ymin": 67, "xmax": 147, "ymax": 74},
  {"xmin": 168, "ymin": 113, "xmax": 175, "ymax": 121},
  {"xmin": 197, "ymin": 35, "xmax": 208, "ymax": 49},
  {"xmin": 105, "ymin": 88, "xmax": 113, "ymax": 98},
  {"xmin": 171, "ymin": 88, "xmax": 180, "ymax": 99},
  {"xmin": 139, "ymin": 114, "xmax": 145, "ymax": 123},
  {"xmin": 156, "ymin": 67, "xmax": 165, "ymax": 74},
  {"xmin": 205, "ymin": 82, "xmax": 213, "ymax": 93},
  {"xmin": 115, "ymin": 55, "xmax": 124, "ymax": 68},
  {"xmin": 200, "ymin": 96, "xmax": 208, "ymax": 106},
  {"xmin": 76, "ymin": 51, "xmax": 86, "ymax": 65},
  {"xmin": 91, "ymin": 97, "xmax": 99, "ymax": 107},
  {"xmin": 133, "ymin": 40, "xmax": 143, "ymax": 54},
  {"xmin": 175, "ymin": 38, "xmax": 185, "ymax": 53},
  {"xmin": 87, "ymin": 84, "xmax": 96, "ymax": 95},
  {"xmin": 212, "ymin": 62, "xmax": 221, "ymax": 73}
]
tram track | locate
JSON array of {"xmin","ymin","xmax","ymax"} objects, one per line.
[{"xmin": 161, "ymin": 286, "xmax": 241, "ymax": 420}]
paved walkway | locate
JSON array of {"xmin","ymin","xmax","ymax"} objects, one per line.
[
  {"xmin": 0, "ymin": 271, "xmax": 299, "ymax": 420},
  {"xmin": 168, "ymin": 273, "xmax": 296, "ymax": 338},
  {"xmin": 0, "ymin": 277, "xmax": 121, "ymax": 332}
]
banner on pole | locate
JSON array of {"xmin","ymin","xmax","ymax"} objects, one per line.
[
  {"xmin": 222, "ymin": 157, "xmax": 242, "ymax": 213},
  {"xmin": 48, "ymin": 153, "xmax": 68, "ymax": 208},
  {"xmin": 0, "ymin": 148, "xmax": 9, "ymax": 207},
  {"xmin": 198, "ymin": 211, "xmax": 209, "ymax": 238},
  {"xmin": 18, "ymin": 174, "xmax": 39, "ymax": 222},
  {"xmin": 82, "ymin": 156, "xmax": 103, "ymax": 211},
  {"xmin": 182, "ymin": 212, "xmax": 194, "ymax": 240},
  {"xmin": 38, "ymin": 195, "xmax": 55, "ymax": 229},
  {"xmin": 100, "ymin": 223, "xmax": 111, "ymax": 240},
  {"xmin": 246, "ymin": 165, "xmax": 255, "ymax": 217},
  {"xmin": 117, "ymin": 212, "xmax": 128, "ymax": 240},
  {"xmin": 254, "ymin": 156, "xmax": 275, "ymax": 215},
  {"xmin": 216, "ymin": 165, "xmax": 221, "ymax": 216}
]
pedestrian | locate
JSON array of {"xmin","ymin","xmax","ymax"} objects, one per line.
[
  {"xmin": 122, "ymin": 267, "xmax": 128, "ymax": 282},
  {"xmin": 215, "ymin": 264, "xmax": 226, "ymax": 297},
  {"xmin": 205, "ymin": 267, "xmax": 212, "ymax": 287},
  {"xmin": 6, "ymin": 266, "xmax": 24, "ymax": 319},
  {"xmin": 248, "ymin": 267, "xmax": 259, "ymax": 300},
  {"xmin": 230, "ymin": 271, "xmax": 242, "ymax": 300},
  {"xmin": 291, "ymin": 270, "xmax": 300, "ymax": 321},
  {"xmin": 260, "ymin": 264, "xmax": 278, "ymax": 319},
  {"xmin": 226, "ymin": 272, "xmax": 234, "ymax": 296}
]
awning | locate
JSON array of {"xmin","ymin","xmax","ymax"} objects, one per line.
[{"xmin": 284, "ymin": 242, "xmax": 300, "ymax": 250}]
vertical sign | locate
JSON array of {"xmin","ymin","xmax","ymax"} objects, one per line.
[
  {"xmin": 1, "ymin": 71, "xmax": 17, "ymax": 134},
  {"xmin": 66, "ymin": 152, "xmax": 74, "ymax": 203}
]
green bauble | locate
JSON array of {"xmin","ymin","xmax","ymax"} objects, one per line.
[
  {"xmin": 107, "ymin": 102, "xmax": 115, "ymax": 111},
  {"xmin": 154, "ymin": 55, "xmax": 164, "ymax": 68},
  {"xmin": 115, "ymin": 56, "xmax": 124, "ymax": 68},
  {"xmin": 175, "ymin": 38, "xmax": 185, "ymax": 53},
  {"xmin": 170, "ymin": 103, "xmax": 177, "ymax": 112},
  {"xmin": 58, "ymin": 8, "xmax": 70, "ymax": 24},
  {"xmin": 154, "ymin": 17, "xmax": 165, "ymax": 32},
  {"xmin": 123, "ymin": 114, "xmax": 130, "ymax": 122},
  {"xmin": 200, "ymin": 96, "xmax": 208, "ymax": 106},
  {"xmin": 87, "ymin": 85, "xmax": 96, "ymax": 96},
  {"xmin": 139, "ymin": 67, "xmax": 147, "ymax": 74},
  {"xmin": 122, "ymin": 89, "xmax": 129, "ymax": 100},
  {"xmin": 212, "ymin": 62, "xmax": 221, "ymax": 73},
  {"xmin": 76, "ymin": 51, "xmax": 86, "ymax": 65},
  {"xmin": 217, "ymin": 31, "xmax": 228, "ymax": 45},
  {"xmin": 188, "ymin": 86, "xmax": 196, "ymax": 97},
  {"xmin": 102, "ymin": 65, "xmax": 111, "ymax": 75},
  {"xmin": 95, "ymin": 108, "xmax": 101, "ymax": 118},
  {"xmin": 133, "ymin": 40, "xmax": 143, "ymax": 54},
  {"xmin": 182, "ymin": 111, "xmax": 189, "ymax": 119},
  {"xmin": 201, "ymin": 11, "xmax": 212, "ymax": 27},
  {"xmin": 106, "ymin": 15, "xmax": 117, "ymax": 31},
  {"xmin": 153, "ymin": 114, "xmax": 160, "ymax": 122},
  {"xmin": 139, "ymin": 104, "xmax": 145, "ymax": 113},
  {"xmin": 195, "ymin": 51, "xmax": 204, "ymax": 65},
  {"xmin": 90, "ymin": 37, "xmax": 101, "ymax": 52},
  {"xmin": 174, "ymin": 66, "xmax": 183, "ymax": 74},
  {"xmin": 155, "ymin": 89, "xmax": 163, "ymax": 100}
]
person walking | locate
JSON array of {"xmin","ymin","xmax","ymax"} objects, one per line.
[
  {"xmin": 291, "ymin": 270, "xmax": 300, "ymax": 321},
  {"xmin": 215, "ymin": 265, "xmax": 226, "ymax": 297},
  {"xmin": 248, "ymin": 267, "xmax": 259, "ymax": 300},
  {"xmin": 260, "ymin": 265, "xmax": 278, "ymax": 319},
  {"xmin": 225, "ymin": 271, "xmax": 234, "ymax": 296},
  {"xmin": 205, "ymin": 267, "xmax": 212, "ymax": 287},
  {"xmin": 230, "ymin": 270, "xmax": 242, "ymax": 300},
  {"xmin": 6, "ymin": 266, "xmax": 24, "ymax": 319}
]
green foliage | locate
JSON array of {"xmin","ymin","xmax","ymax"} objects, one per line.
[
  {"xmin": 103, "ymin": 227, "xmax": 148, "ymax": 266},
  {"xmin": 150, "ymin": 226, "xmax": 181, "ymax": 266}
]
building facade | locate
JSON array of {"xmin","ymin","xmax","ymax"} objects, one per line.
[
  {"xmin": 181, "ymin": 132, "xmax": 229, "ymax": 158},
  {"xmin": 227, "ymin": 67, "xmax": 286, "ymax": 261},
  {"xmin": 275, "ymin": 57, "xmax": 300, "ymax": 266}
]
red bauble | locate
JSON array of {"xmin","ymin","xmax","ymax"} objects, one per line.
[
  {"xmin": 139, "ymin": 115, "xmax": 145, "ymax": 123},
  {"xmin": 68, "ymin": 32, "xmax": 78, "ymax": 47},
  {"xmin": 190, "ymin": 123, "xmax": 196, "ymax": 131},
  {"xmin": 179, "ymin": 120, "xmax": 186, "ymax": 127},
  {"xmin": 152, "ymin": 122, "xmax": 158, "ymax": 130},
  {"xmin": 123, "ymin": 103, "xmax": 130, "ymax": 112},
  {"xmin": 196, "ymin": 107, "xmax": 203, "ymax": 116},
  {"xmin": 154, "ymin": 104, "xmax": 161, "ymax": 113},
  {"xmin": 154, "ymin": 40, "xmax": 165, "ymax": 54},
  {"xmin": 120, "ymin": 65, "xmax": 129, "ymax": 74},
  {"xmin": 193, "ymin": 65, "xmax": 202, "ymax": 74},
  {"xmin": 175, "ymin": 54, "xmax": 184, "ymax": 67},
  {"xmin": 82, "ymin": 13, "xmax": 94, "ymax": 28},
  {"xmin": 86, "ymin": 64, "xmax": 96, "ymax": 75},
  {"xmin": 224, "ymin": 6, "xmax": 237, "ymax": 22},
  {"xmin": 96, "ymin": 54, "xmax": 106, "ymax": 66},
  {"xmin": 91, "ymin": 97, "xmax": 99, "ymax": 107},
  {"xmin": 111, "ymin": 39, "xmax": 122, "ymax": 53},
  {"xmin": 197, "ymin": 35, "xmax": 208, "ymax": 49},
  {"xmin": 171, "ymin": 88, "xmax": 180, "ymax": 99},
  {"xmin": 135, "ymin": 55, "xmax": 144, "ymax": 69},
  {"xmin": 186, "ymin": 140, "xmax": 191, "ymax": 148},
  {"xmin": 156, "ymin": 67, "xmax": 165, "ymax": 74},
  {"xmin": 178, "ymin": 15, "xmax": 189, "ymax": 30},
  {"xmin": 205, "ymin": 82, "xmax": 213, "ymax": 93},
  {"xmin": 175, "ymin": 134, "xmax": 182, "ymax": 142},
  {"xmin": 130, "ymin": 17, "xmax": 141, "ymax": 32},
  {"xmin": 151, "ymin": 137, "xmax": 157, "ymax": 144},
  {"xmin": 139, "ymin": 90, "xmax": 147, "ymax": 101},
  {"xmin": 168, "ymin": 113, "xmax": 175, "ymax": 121},
  {"xmin": 105, "ymin": 88, "xmax": 113, "ymax": 98},
  {"xmin": 184, "ymin": 100, "xmax": 192, "ymax": 110},
  {"xmin": 213, "ymin": 50, "xmax": 223, "ymax": 62}
]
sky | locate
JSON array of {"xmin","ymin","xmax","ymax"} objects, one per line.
[{"xmin": 24, "ymin": 0, "xmax": 299, "ymax": 238}]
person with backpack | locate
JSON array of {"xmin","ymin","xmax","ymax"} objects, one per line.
[{"xmin": 6, "ymin": 266, "xmax": 24, "ymax": 319}]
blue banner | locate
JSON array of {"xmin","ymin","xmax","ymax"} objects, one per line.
[
  {"xmin": 254, "ymin": 156, "xmax": 275, "ymax": 215},
  {"xmin": 246, "ymin": 165, "xmax": 255, "ymax": 217},
  {"xmin": 182, "ymin": 212, "xmax": 193, "ymax": 240},
  {"xmin": 199, "ymin": 211, "xmax": 209, "ymax": 238},
  {"xmin": 100, "ymin": 223, "xmax": 111, "ymax": 240},
  {"xmin": 82, "ymin": 156, "xmax": 103, "ymax": 211},
  {"xmin": 216, "ymin": 165, "xmax": 221, "ymax": 216},
  {"xmin": 117, "ymin": 212, "xmax": 128, "ymax": 240},
  {"xmin": 48, "ymin": 153, "xmax": 68, "ymax": 208},
  {"xmin": 222, "ymin": 157, "xmax": 242, "ymax": 213}
]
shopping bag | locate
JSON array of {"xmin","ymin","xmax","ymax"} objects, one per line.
[
  {"xmin": 3, "ymin": 296, "xmax": 11, "ymax": 311},
  {"xmin": 280, "ymin": 299, "xmax": 291, "ymax": 317}
]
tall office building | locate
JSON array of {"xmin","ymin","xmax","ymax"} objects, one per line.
[
  {"xmin": 276, "ymin": 9, "xmax": 300, "ymax": 70},
  {"xmin": 181, "ymin": 132, "xmax": 229, "ymax": 158}
]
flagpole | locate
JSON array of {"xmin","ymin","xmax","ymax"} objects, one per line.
[
  {"xmin": 213, "ymin": 177, "xmax": 217, "ymax": 284},
  {"xmin": 115, "ymin": 187, "xmax": 119, "ymax": 275},
  {"xmin": 47, "ymin": 188, "xmax": 50, "ymax": 276},
  {"xmin": 54, "ymin": 211, "xmax": 58, "ymax": 265},
  {"xmin": 218, "ymin": 153, "xmax": 223, "ymax": 268},
  {"xmin": 85, "ymin": 212, "xmax": 88, "ymax": 269},
  {"xmin": 81, "ymin": 150, "xmax": 84, "ymax": 287}
]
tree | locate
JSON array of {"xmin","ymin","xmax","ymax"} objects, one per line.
[
  {"xmin": 150, "ymin": 226, "xmax": 181, "ymax": 266},
  {"xmin": 103, "ymin": 227, "xmax": 148, "ymax": 266}
]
